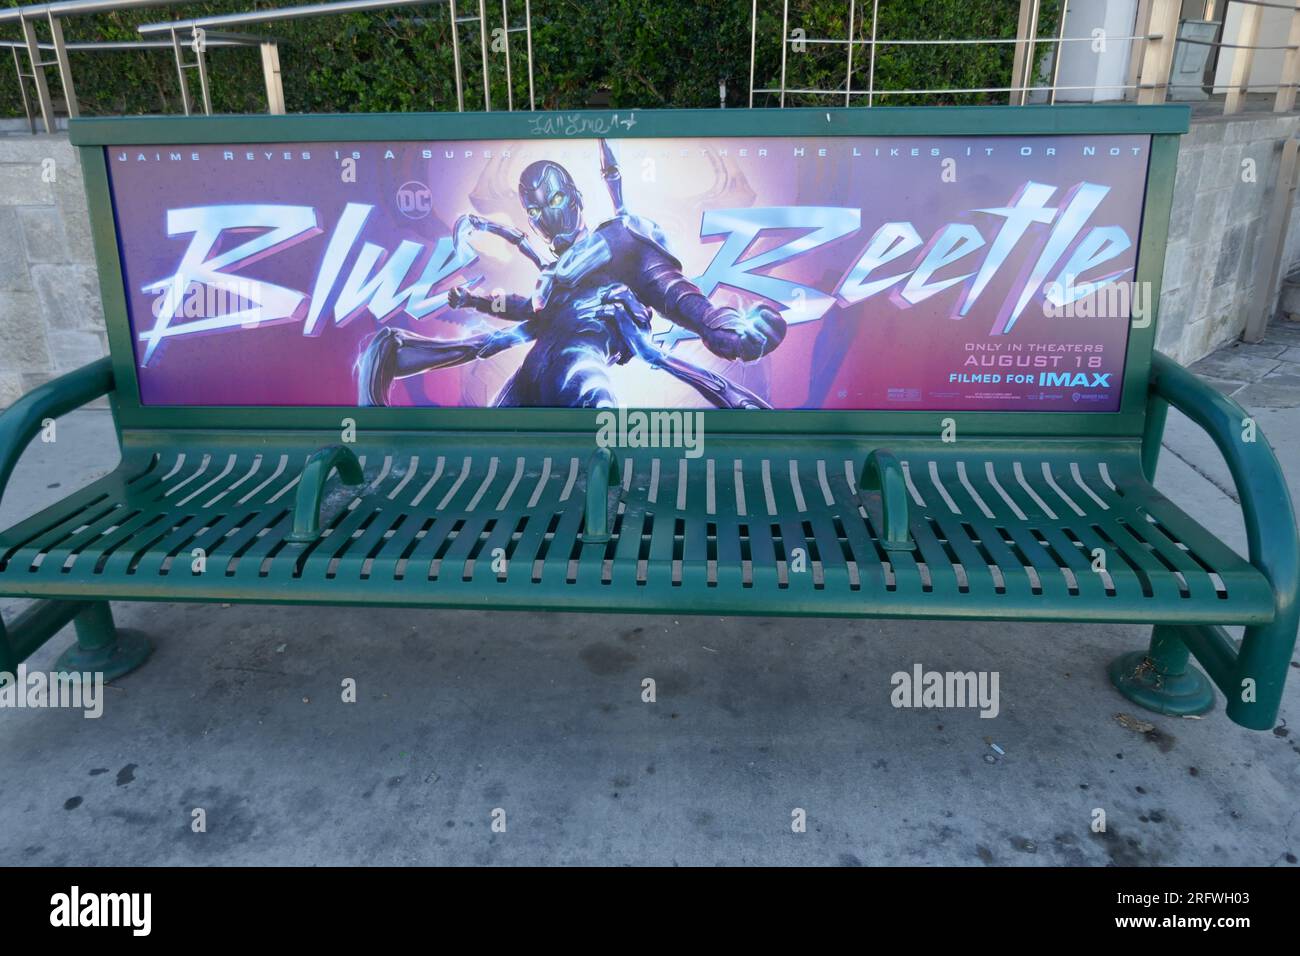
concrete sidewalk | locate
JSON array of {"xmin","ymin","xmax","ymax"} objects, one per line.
[{"xmin": 1, "ymin": 332, "xmax": 1298, "ymax": 867}]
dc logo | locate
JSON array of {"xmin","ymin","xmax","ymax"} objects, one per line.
[{"xmin": 396, "ymin": 181, "xmax": 432, "ymax": 220}]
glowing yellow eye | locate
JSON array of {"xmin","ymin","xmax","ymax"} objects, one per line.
[
  {"xmin": 548, "ymin": 192, "xmax": 564, "ymax": 208},
  {"xmin": 527, "ymin": 206, "xmax": 540, "ymax": 217}
]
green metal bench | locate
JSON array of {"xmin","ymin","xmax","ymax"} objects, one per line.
[{"xmin": 0, "ymin": 105, "xmax": 1294, "ymax": 731}]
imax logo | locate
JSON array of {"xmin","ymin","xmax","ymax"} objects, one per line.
[{"xmin": 1039, "ymin": 372, "xmax": 1111, "ymax": 388}]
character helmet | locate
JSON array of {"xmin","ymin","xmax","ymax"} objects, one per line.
[{"xmin": 518, "ymin": 160, "xmax": 584, "ymax": 251}]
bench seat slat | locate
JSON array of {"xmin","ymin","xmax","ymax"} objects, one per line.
[{"xmin": 0, "ymin": 440, "xmax": 1275, "ymax": 626}]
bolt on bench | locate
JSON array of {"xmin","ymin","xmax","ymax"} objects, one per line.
[{"xmin": 0, "ymin": 106, "xmax": 1294, "ymax": 730}]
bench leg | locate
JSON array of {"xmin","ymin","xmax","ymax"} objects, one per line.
[
  {"xmin": 1108, "ymin": 625, "xmax": 1215, "ymax": 718},
  {"xmin": 0, "ymin": 617, "xmax": 14, "ymax": 675},
  {"xmin": 54, "ymin": 602, "xmax": 152, "ymax": 682}
]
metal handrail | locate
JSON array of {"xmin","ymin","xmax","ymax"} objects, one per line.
[
  {"xmin": 0, "ymin": 37, "xmax": 261, "ymax": 50},
  {"xmin": 2, "ymin": 0, "xmax": 535, "ymax": 135},
  {"xmin": 790, "ymin": 34, "xmax": 1165, "ymax": 46},
  {"xmin": 0, "ymin": 0, "xmax": 194, "ymax": 132},
  {"xmin": 0, "ymin": 0, "xmax": 179, "ymax": 23},
  {"xmin": 750, "ymin": 0, "xmax": 1300, "ymax": 114},
  {"xmin": 136, "ymin": 0, "xmax": 440, "ymax": 33},
  {"xmin": 138, "ymin": 0, "xmax": 535, "ymax": 113}
]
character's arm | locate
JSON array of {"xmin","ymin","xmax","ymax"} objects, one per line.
[
  {"xmin": 454, "ymin": 214, "xmax": 548, "ymax": 270},
  {"xmin": 616, "ymin": 225, "xmax": 786, "ymax": 362},
  {"xmin": 447, "ymin": 285, "xmax": 535, "ymax": 323}
]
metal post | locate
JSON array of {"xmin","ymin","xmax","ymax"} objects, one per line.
[
  {"xmin": 11, "ymin": 46, "xmax": 35, "ymax": 133},
  {"xmin": 1020, "ymin": 0, "xmax": 1042, "ymax": 103},
  {"xmin": 867, "ymin": 0, "xmax": 878, "ymax": 105},
  {"xmin": 1048, "ymin": 0, "xmax": 1069, "ymax": 104},
  {"xmin": 47, "ymin": 12, "xmax": 76, "ymax": 118},
  {"xmin": 449, "ymin": 0, "xmax": 464, "ymax": 111},
  {"xmin": 195, "ymin": 35, "xmax": 212, "ymax": 114},
  {"xmin": 169, "ymin": 28, "xmax": 192, "ymax": 115},
  {"xmin": 1244, "ymin": 136, "xmax": 1300, "ymax": 342},
  {"xmin": 778, "ymin": 0, "xmax": 789, "ymax": 107},
  {"xmin": 478, "ymin": 0, "xmax": 491, "ymax": 111},
  {"xmin": 501, "ymin": 0, "xmax": 512, "ymax": 111},
  {"xmin": 1224, "ymin": 0, "xmax": 1264, "ymax": 114},
  {"xmin": 1127, "ymin": 0, "xmax": 1153, "ymax": 102},
  {"xmin": 844, "ymin": 0, "xmax": 856, "ymax": 106},
  {"xmin": 261, "ymin": 41, "xmax": 285, "ymax": 114},
  {"xmin": 748, "ymin": 0, "xmax": 757, "ymax": 107},
  {"xmin": 1277, "ymin": 5, "xmax": 1300, "ymax": 112},
  {"xmin": 524, "ymin": 0, "xmax": 534, "ymax": 109},
  {"xmin": 1011, "ymin": 0, "xmax": 1035, "ymax": 104},
  {"xmin": 1136, "ymin": 0, "xmax": 1181, "ymax": 104},
  {"xmin": 20, "ymin": 15, "xmax": 55, "ymax": 133}
]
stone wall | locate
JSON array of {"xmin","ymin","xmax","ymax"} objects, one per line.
[
  {"xmin": 1157, "ymin": 113, "xmax": 1300, "ymax": 364},
  {"xmin": 2, "ymin": 116, "xmax": 1300, "ymax": 406},
  {"xmin": 0, "ymin": 135, "xmax": 104, "ymax": 407}
]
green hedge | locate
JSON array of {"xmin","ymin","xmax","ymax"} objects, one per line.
[{"xmin": 0, "ymin": 0, "xmax": 1061, "ymax": 117}]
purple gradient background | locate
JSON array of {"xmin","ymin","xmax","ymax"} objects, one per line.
[{"xmin": 106, "ymin": 134, "xmax": 1150, "ymax": 410}]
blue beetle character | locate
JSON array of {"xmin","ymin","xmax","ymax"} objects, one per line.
[{"xmin": 356, "ymin": 141, "xmax": 787, "ymax": 408}]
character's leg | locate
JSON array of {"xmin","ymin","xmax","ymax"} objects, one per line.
[
  {"xmin": 356, "ymin": 327, "xmax": 405, "ymax": 406},
  {"xmin": 546, "ymin": 345, "xmax": 616, "ymax": 408},
  {"xmin": 356, "ymin": 327, "xmax": 501, "ymax": 406},
  {"xmin": 493, "ymin": 369, "xmax": 535, "ymax": 408}
]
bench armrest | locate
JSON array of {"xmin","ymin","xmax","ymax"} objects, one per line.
[
  {"xmin": 286, "ymin": 444, "xmax": 365, "ymax": 543},
  {"xmin": 581, "ymin": 447, "xmax": 620, "ymax": 544},
  {"xmin": 860, "ymin": 449, "xmax": 913, "ymax": 551},
  {"xmin": 1145, "ymin": 351, "xmax": 1300, "ymax": 611},
  {"xmin": 0, "ymin": 357, "xmax": 114, "ymax": 508}
]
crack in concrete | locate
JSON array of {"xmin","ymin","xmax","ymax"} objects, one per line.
[{"xmin": 1161, "ymin": 440, "xmax": 1241, "ymax": 504}]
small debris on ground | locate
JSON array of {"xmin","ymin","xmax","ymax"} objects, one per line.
[{"xmin": 1115, "ymin": 712, "xmax": 1155, "ymax": 734}]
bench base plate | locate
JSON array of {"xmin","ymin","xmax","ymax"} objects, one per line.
[
  {"xmin": 56, "ymin": 628, "xmax": 152, "ymax": 683},
  {"xmin": 1108, "ymin": 649, "xmax": 1215, "ymax": 719},
  {"xmin": 53, "ymin": 602, "xmax": 154, "ymax": 682}
]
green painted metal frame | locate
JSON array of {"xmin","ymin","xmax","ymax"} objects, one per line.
[
  {"xmin": 1129, "ymin": 353, "xmax": 1300, "ymax": 730},
  {"xmin": 859, "ymin": 449, "xmax": 911, "ymax": 550},
  {"xmin": 74, "ymin": 104, "xmax": 1188, "ymax": 440},
  {"xmin": 0, "ymin": 357, "xmax": 146, "ymax": 677},
  {"xmin": 286, "ymin": 444, "xmax": 364, "ymax": 543},
  {"xmin": 4, "ymin": 103, "xmax": 1295, "ymax": 731},
  {"xmin": 0, "ymin": 425, "xmax": 1276, "ymax": 623}
]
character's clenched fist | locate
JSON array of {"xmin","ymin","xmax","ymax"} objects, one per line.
[
  {"xmin": 701, "ymin": 305, "xmax": 787, "ymax": 362},
  {"xmin": 446, "ymin": 284, "xmax": 477, "ymax": 309}
]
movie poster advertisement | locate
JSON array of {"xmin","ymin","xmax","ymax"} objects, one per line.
[{"xmin": 106, "ymin": 131, "xmax": 1150, "ymax": 411}]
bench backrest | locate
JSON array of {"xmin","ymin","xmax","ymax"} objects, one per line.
[{"xmin": 68, "ymin": 104, "xmax": 1189, "ymax": 440}]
